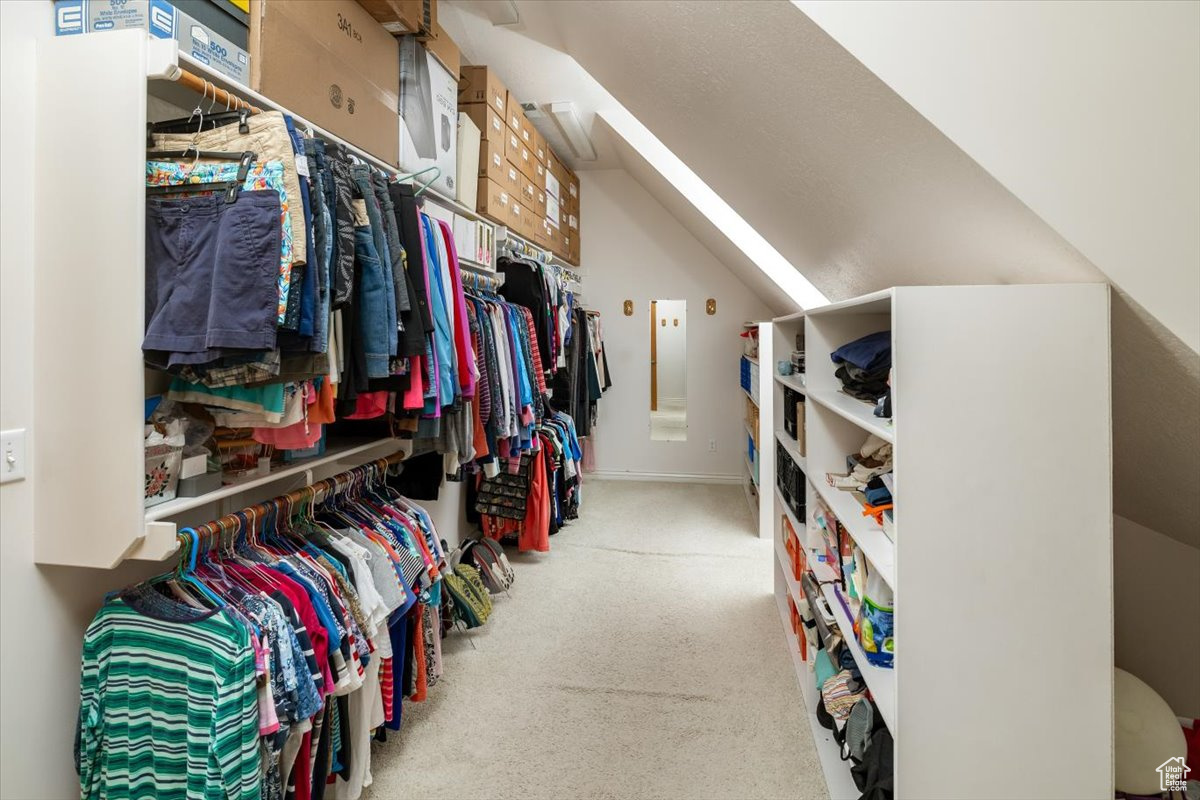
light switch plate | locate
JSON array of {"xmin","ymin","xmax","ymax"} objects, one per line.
[{"xmin": 0, "ymin": 429, "xmax": 27, "ymax": 484}]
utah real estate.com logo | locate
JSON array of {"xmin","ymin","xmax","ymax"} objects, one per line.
[{"xmin": 1157, "ymin": 756, "xmax": 1191, "ymax": 792}]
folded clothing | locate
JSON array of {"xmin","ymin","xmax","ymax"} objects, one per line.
[
  {"xmin": 831, "ymin": 330, "xmax": 891, "ymax": 372},
  {"xmin": 835, "ymin": 363, "xmax": 889, "ymax": 402}
]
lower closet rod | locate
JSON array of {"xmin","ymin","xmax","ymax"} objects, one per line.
[{"xmin": 177, "ymin": 453, "xmax": 404, "ymax": 547}]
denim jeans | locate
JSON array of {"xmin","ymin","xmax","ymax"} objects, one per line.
[
  {"xmin": 370, "ymin": 172, "xmax": 411, "ymax": 315},
  {"xmin": 351, "ymin": 165, "xmax": 397, "ymax": 358},
  {"xmin": 354, "ymin": 227, "xmax": 391, "ymax": 378}
]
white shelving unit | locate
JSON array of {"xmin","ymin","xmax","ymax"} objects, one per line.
[
  {"xmin": 764, "ymin": 285, "xmax": 1114, "ymax": 799},
  {"xmin": 29, "ymin": 32, "xmax": 478, "ymax": 569}
]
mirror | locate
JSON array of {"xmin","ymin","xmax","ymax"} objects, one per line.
[{"xmin": 649, "ymin": 299, "xmax": 687, "ymax": 441}]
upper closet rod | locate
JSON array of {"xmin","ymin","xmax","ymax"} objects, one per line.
[{"xmin": 172, "ymin": 65, "xmax": 262, "ymax": 114}]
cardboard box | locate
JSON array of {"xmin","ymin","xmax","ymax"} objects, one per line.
[
  {"xmin": 479, "ymin": 138, "xmax": 507, "ymax": 184},
  {"xmin": 533, "ymin": 158, "xmax": 546, "ymax": 188},
  {"xmin": 55, "ymin": 0, "xmax": 251, "ymax": 84},
  {"xmin": 456, "ymin": 112, "xmax": 480, "ymax": 210},
  {"xmin": 504, "ymin": 128, "xmax": 523, "ymax": 165},
  {"xmin": 518, "ymin": 173, "xmax": 538, "ymax": 210},
  {"xmin": 546, "ymin": 192, "xmax": 561, "ymax": 229},
  {"xmin": 518, "ymin": 201, "xmax": 537, "ymax": 239},
  {"xmin": 419, "ymin": 21, "xmax": 458, "ymax": 78},
  {"xmin": 504, "ymin": 194, "xmax": 525, "ymax": 235},
  {"xmin": 531, "ymin": 128, "xmax": 547, "ymax": 165},
  {"xmin": 533, "ymin": 186, "xmax": 547, "ymax": 218},
  {"xmin": 505, "ymin": 131, "xmax": 537, "ymax": 182},
  {"xmin": 249, "ymin": 0, "xmax": 399, "ymax": 165},
  {"xmin": 545, "ymin": 171, "xmax": 561, "ymax": 204},
  {"xmin": 459, "ymin": 66, "xmax": 507, "ymax": 118},
  {"xmin": 462, "ymin": 102, "xmax": 505, "ymax": 142},
  {"xmin": 357, "ymin": 0, "xmax": 435, "ymax": 36},
  {"xmin": 565, "ymin": 169, "xmax": 580, "ymax": 206},
  {"xmin": 505, "ymin": 92, "xmax": 524, "ymax": 134},
  {"xmin": 501, "ymin": 160, "xmax": 522, "ymax": 198},
  {"xmin": 568, "ymin": 229, "xmax": 580, "ymax": 264},
  {"xmin": 476, "ymin": 177, "xmax": 512, "ymax": 224},
  {"xmin": 398, "ymin": 35, "xmax": 457, "ymax": 195}
]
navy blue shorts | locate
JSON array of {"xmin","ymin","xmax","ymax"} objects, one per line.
[{"xmin": 144, "ymin": 190, "xmax": 281, "ymax": 366}]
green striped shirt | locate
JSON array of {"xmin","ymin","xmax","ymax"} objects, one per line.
[{"xmin": 78, "ymin": 597, "xmax": 261, "ymax": 800}]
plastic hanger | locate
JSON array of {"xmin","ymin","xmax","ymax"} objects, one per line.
[{"xmin": 396, "ymin": 165, "xmax": 441, "ymax": 196}]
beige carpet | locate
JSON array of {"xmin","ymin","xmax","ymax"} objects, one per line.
[{"xmin": 364, "ymin": 480, "xmax": 827, "ymax": 800}]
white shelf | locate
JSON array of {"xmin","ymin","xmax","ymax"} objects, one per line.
[
  {"xmin": 744, "ymin": 453, "xmax": 758, "ymax": 486},
  {"xmin": 145, "ymin": 438, "xmax": 400, "ymax": 523},
  {"xmin": 820, "ymin": 583, "xmax": 896, "ymax": 731},
  {"xmin": 774, "ymin": 429, "xmax": 806, "ymax": 473},
  {"xmin": 805, "ymin": 288, "xmax": 893, "ymax": 317},
  {"xmin": 744, "ymin": 421, "xmax": 755, "ymax": 441},
  {"xmin": 775, "ymin": 535, "xmax": 805, "ymax": 608},
  {"xmin": 762, "ymin": 286, "xmax": 1115, "ymax": 795},
  {"xmin": 774, "ymin": 372, "xmax": 807, "ymax": 394},
  {"xmin": 458, "ymin": 256, "xmax": 497, "ymax": 274},
  {"xmin": 422, "ymin": 186, "xmax": 495, "ymax": 227},
  {"xmin": 774, "ymin": 591, "xmax": 860, "ymax": 800},
  {"xmin": 742, "ymin": 355, "xmax": 759, "ymax": 365},
  {"xmin": 774, "ymin": 486, "xmax": 804, "ymax": 537},
  {"xmin": 810, "ymin": 476, "xmax": 896, "ymax": 589},
  {"xmin": 742, "ymin": 386, "xmax": 759, "ymax": 407},
  {"xmin": 806, "ymin": 387, "xmax": 893, "ymax": 444}
]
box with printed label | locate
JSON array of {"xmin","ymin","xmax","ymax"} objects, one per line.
[
  {"xmin": 504, "ymin": 195, "xmax": 525, "ymax": 235},
  {"xmin": 462, "ymin": 103, "xmax": 505, "ymax": 142},
  {"xmin": 506, "ymin": 134, "xmax": 537, "ymax": 183},
  {"xmin": 518, "ymin": 173, "xmax": 538, "ymax": 210},
  {"xmin": 456, "ymin": 112, "xmax": 480, "ymax": 210},
  {"xmin": 545, "ymin": 171, "xmax": 561, "ymax": 204},
  {"xmin": 249, "ymin": 0, "xmax": 399, "ymax": 165},
  {"xmin": 503, "ymin": 127, "xmax": 523, "ymax": 166},
  {"xmin": 520, "ymin": 203, "xmax": 541, "ymax": 240},
  {"xmin": 476, "ymin": 177, "xmax": 512, "ymax": 224},
  {"xmin": 531, "ymin": 128, "xmax": 547, "ymax": 166},
  {"xmin": 357, "ymin": 0, "xmax": 435, "ymax": 36},
  {"xmin": 478, "ymin": 138, "xmax": 507, "ymax": 186},
  {"xmin": 505, "ymin": 92, "xmax": 525, "ymax": 135},
  {"xmin": 55, "ymin": 0, "xmax": 251, "ymax": 84},
  {"xmin": 546, "ymin": 192, "xmax": 561, "ymax": 229},
  {"xmin": 458, "ymin": 66, "xmax": 507, "ymax": 118},
  {"xmin": 499, "ymin": 158, "xmax": 522, "ymax": 198},
  {"xmin": 533, "ymin": 186, "xmax": 547, "ymax": 218},
  {"xmin": 398, "ymin": 35, "xmax": 457, "ymax": 195}
]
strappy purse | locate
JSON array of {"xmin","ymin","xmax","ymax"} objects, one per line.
[
  {"xmin": 463, "ymin": 537, "xmax": 516, "ymax": 594},
  {"xmin": 443, "ymin": 542, "xmax": 494, "ymax": 628}
]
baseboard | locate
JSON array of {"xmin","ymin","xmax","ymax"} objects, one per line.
[{"xmin": 587, "ymin": 470, "xmax": 742, "ymax": 485}]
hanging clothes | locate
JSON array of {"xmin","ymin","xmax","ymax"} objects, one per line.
[{"xmin": 76, "ymin": 464, "xmax": 478, "ymax": 800}]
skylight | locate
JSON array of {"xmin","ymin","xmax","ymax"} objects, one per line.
[{"xmin": 598, "ymin": 104, "xmax": 829, "ymax": 311}]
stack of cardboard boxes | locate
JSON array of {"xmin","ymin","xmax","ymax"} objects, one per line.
[
  {"xmin": 460, "ymin": 66, "xmax": 581, "ymax": 266},
  {"xmin": 169, "ymin": 0, "xmax": 580, "ymax": 266}
]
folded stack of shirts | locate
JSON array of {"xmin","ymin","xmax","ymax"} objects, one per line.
[{"xmin": 830, "ymin": 330, "xmax": 891, "ymax": 406}]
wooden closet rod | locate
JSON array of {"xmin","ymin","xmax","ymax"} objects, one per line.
[{"xmin": 174, "ymin": 66, "xmax": 262, "ymax": 114}]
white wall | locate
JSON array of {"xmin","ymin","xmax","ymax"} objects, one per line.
[
  {"xmin": 0, "ymin": 4, "xmax": 143, "ymax": 797},
  {"xmin": 580, "ymin": 168, "xmax": 771, "ymax": 480},
  {"xmin": 1113, "ymin": 515, "xmax": 1200, "ymax": 718},
  {"xmin": 797, "ymin": 0, "xmax": 1200, "ymax": 355},
  {"xmin": 653, "ymin": 299, "xmax": 687, "ymax": 402}
]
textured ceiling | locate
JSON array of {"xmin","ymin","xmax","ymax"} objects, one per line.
[{"xmin": 442, "ymin": 0, "xmax": 1199, "ymax": 548}]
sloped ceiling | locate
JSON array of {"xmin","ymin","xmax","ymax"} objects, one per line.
[{"xmin": 441, "ymin": 0, "xmax": 1199, "ymax": 548}]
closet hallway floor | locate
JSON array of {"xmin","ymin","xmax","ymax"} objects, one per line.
[{"xmin": 366, "ymin": 480, "xmax": 827, "ymax": 800}]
